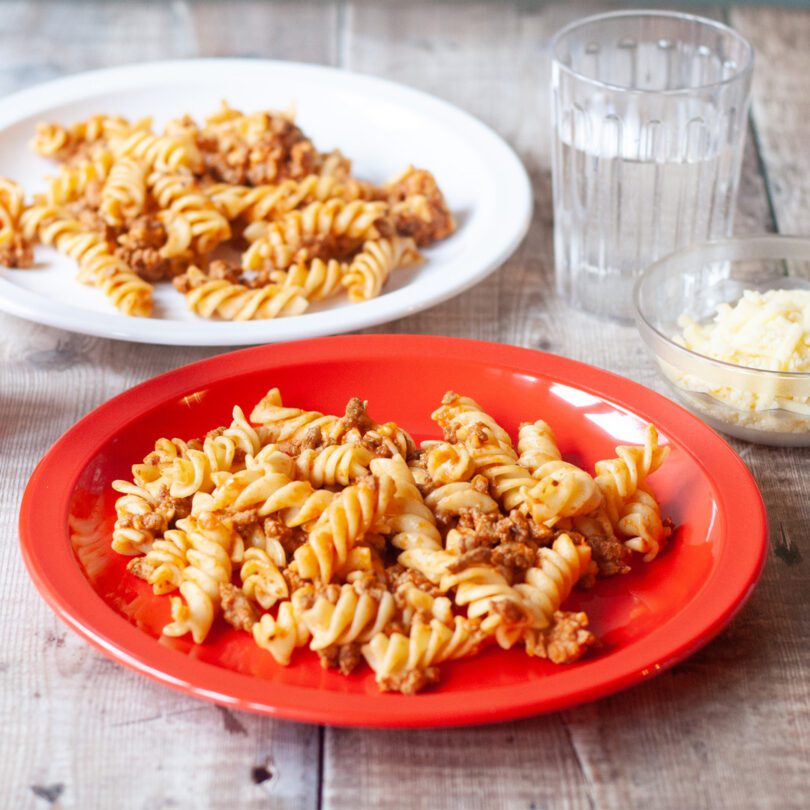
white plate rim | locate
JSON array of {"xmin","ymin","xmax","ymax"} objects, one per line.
[{"xmin": 0, "ymin": 58, "xmax": 532, "ymax": 346}]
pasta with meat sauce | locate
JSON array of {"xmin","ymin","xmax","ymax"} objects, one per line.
[
  {"xmin": 2, "ymin": 103, "xmax": 455, "ymax": 319},
  {"xmin": 111, "ymin": 388, "xmax": 673, "ymax": 693}
]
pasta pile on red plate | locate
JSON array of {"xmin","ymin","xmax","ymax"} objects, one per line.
[
  {"xmin": 0, "ymin": 103, "xmax": 455, "ymax": 318},
  {"xmin": 111, "ymin": 389, "xmax": 672, "ymax": 694}
]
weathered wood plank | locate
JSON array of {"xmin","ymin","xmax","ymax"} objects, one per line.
[
  {"xmin": 0, "ymin": 2, "xmax": 339, "ymax": 808},
  {"xmin": 731, "ymin": 7, "xmax": 810, "ymax": 235},
  {"xmin": 325, "ymin": 3, "xmax": 810, "ymax": 810}
]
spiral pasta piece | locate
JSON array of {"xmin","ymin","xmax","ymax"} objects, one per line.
[
  {"xmin": 423, "ymin": 481, "xmax": 499, "ymax": 519},
  {"xmin": 342, "ymin": 236, "xmax": 422, "ymax": 302},
  {"xmin": 100, "ymin": 157, "xmax": 147, "ymax": 226},
  {"xmin": 271, "ymin": 258, "xmax": 348, "ymax": 303},
  {"xmin": 617, "ymin": 488, "xmax": 667, "ymax": 562},
  {"xmin": 0, "ymin": 179, "xmax": 30, "ymax": 263},
  {"xmin": 517, "ymin": 420, "xmax": 601, "ymax": 524},
  {"xmin": 25, "ymin": 207, "xmax": 153, "ymax": 315},
  {"xmin": 110, "ymin": 480, "xmax": 166, "ymax": 556},
  {"xmin": 293, "ymin": 475, "xmax": 395, "ymax": 582},
  {"xmin": 81, "ymin": 251, "xmax": 154, "ymax": 316},
  {"xmin": 241, "ymin": 199, "xmax": 388, "ymax": 272},
  {"xmin": 302, "ymin": 582, "xmax": 396, "ymax": 650},
  {"xmin": 207, "ymin": 174, "xmax": 369, "ymax": 221},
  {"xmin": 42, "ymin": 149, "xmax": 114, "ymax": 206},
  {"xmin": 398, "ymin": 585, "xmax": 454, "ymax": 630},
  {"xmin": 163, "ymin": 405, "xmax": 264, "ymax": 498},
  {"xmin": 369, "ymin": 455, "xmax": 442, "ymax": 551},
  {"xmin": 31, "ymin": 114, "xmax": 127, "ymax": 159},
  {"xmin": 464, "ymin": 441, "xmax": 537, "ymax": 514},
  {"xmin": 109, "ymin": 125, "xmax": 201, "ymax": 173},
  {"xmin": 295, "ymin": 444, "xmax": 375, "ymax": 488},
  {"xmin": 149, "ymin": 172, "xmax": 231, "ymax": 255},
  {"xmin": 127, "ymin": 529, "xmax": 192, "ymax": 595},
  {"xmin": 423, "ymin": 441, "xmax": 475, "ymax": 484},
  {"xmin": 218, "ymin": 466, "xmax": 335, "ymax": 529},
  {"xmin": 248, "ymin": 388, "xmax": 344, "ymax": 445},
  {"xmin": 362, "ymin": 616, "xmax": 489, "ymax": 693},
  {"xmin": 182, "ymin": 266, "xmax": 308, "ymax": 321},
  {"xmin": 594, "ymin": 424, "xmax": 669, "ymax": 524},
  {"xmin": 514, "ymin": 533, "xmax": 593, "ymax": 631},
  {"xmin": 431, "ymin": 391, "xmax": 514, "ymax": 448},
  {"xmin": 33, "ymin": 210, "xmax": 109, "ymax": 265},
  {"xmin": 252, "ymin": 587, "xmax": 315, "ymax": 665},
  {"xmin": 240, "ymin": 547, "xmax": 289, "ymax": 610},
  {"xmin": 163, "ymin": 514, "xmax": 237, "ymax": 643},
  {"xmin": 517, "ymin": 420, "xmax": 561, "ymax": 473}
]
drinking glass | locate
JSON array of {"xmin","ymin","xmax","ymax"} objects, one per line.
[{"xmin": 550, "ymin": 10, "xmax": 753, "ymax": 320}]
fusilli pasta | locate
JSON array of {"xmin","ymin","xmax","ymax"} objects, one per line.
[{"xmin": 111, "ymin": 388, "xmax": 673, "ymax": 693}]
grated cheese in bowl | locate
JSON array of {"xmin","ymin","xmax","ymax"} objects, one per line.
[{"xmin": 673, "ymin": 289, "xmax": 810, "ymax": 417}]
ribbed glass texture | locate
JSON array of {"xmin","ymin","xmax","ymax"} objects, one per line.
[{"xmin": 551, "ymin": 11, "xmax": 754, "ymax": 320}]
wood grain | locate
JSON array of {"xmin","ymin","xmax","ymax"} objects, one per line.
[
  {"xmin": 731, "ymin": 7, "xmax": 810, "ymax": 235},
  {"xmin": 0, "ymin": 2, "xmax": 807, "ymax": 810},
  {"xmin": 0, "ymin": 2, "xmax": 337, "ymax": 808}
]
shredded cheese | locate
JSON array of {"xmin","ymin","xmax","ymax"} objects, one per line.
[{"xmin": 673, "ymin": 289, "xmax": 810, "ymax": 419}]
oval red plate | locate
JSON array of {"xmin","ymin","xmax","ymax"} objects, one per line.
[{"xmin": 19, "ymin": 335, "xmax": 767, "ymax": 727}]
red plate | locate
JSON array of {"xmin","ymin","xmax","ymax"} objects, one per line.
[{"xmin": 19, "ymin": 335, "xmax": 767, "ymax": 727}]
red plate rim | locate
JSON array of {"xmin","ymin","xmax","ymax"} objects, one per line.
[{"xmin": 18, "ymin": 335, "xmax": 768, "ymax": 728}]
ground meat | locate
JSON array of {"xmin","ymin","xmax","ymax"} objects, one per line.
[
  {"xmin": 115, "ymin": 215, "xmax": 175, "ymax": 282},
  {"xmin": 335, "ymin": 397, "xmax": 374, "ymax": 437},
  {"xmin": 153, "ymin": 484, "xmax": 191, "ymax": 523},
  {"xmin": 349, "ymin": 572, "xmax": 388, "ymax": 600},
  {"xmin": 117, "ymin": 511, "xmax": 167, "ymax": 534},
  {"xmin": 263, "ymin": 516, "xmax": 307, "ymax": 557},
  {"xmin": 446, "ymin": 546, "xmax": 494, "ymax": 573},
  {"xmin": 531, "ymin": 611, "xmax": 596, "ymax": 664},
  {"xmin": 200, "ymin": 115, "xmax": 320, "ymax": 186},
  {"xmin": 491, "ymin": 542, "xmax": 538, "ymax": 581},
  {"xmin": 172, "ymin": 270, "xmax": 196, "ymax": 294},
  {"xmin": 168, "ymin": 494, "xmax": 192, "ymax": 521},
  {"xmin": 585, "ymin": 533, "xmax": 632, "ymax": 577},
  {"xmin": 207, "ymin": 258, "xmax": 241, "ymax": 283},
  {"xmin": 455, "ymin": 507, "xmax": 552, "ymax": 552},
  {"xmin": 317, "ymin": 643, "xmax": 363, "ymax": 675},
  {"xmin": 387, "ymin": 568, "xmax": 441, "ymax": 612},
  {"xmin": 490, "ymin": 599, "xmax": 528, "ymax": 627},
  {"xmin": 467, "ymin": 422, "xmax": 490, "ymax": 448},
  {"xmin": 385, "ymin": 167, "xmax": 455, "ymax": 247},
  {"xmin": 379, "ymin": 666, "xmax": 441, "ymax": 695},
  {"xmin": 127, "ymin": 555, "xmax": 156, "ymax": 581},
  {"xmin": 300, "ymin": 426, "xmax": 323, "ymax": 450},
  {"xmin": 229, "ymin": 509, "xmax": 260, "ymax": 527},
  {"xmin": 219, "ymin": 583, "xmax": 258, "ymax": 632},
  {"xmin": 74, "ymin": 205, "xmax": 112, "ymax": 237},
  {"xmin": 359, "ymin": 433, "xmax": 394, "ymax": 458},
  {"xmin": 441, "ymin": 425, "xmax": 458, "ymax": 444},
  {"xmin": 508, "ymin": 510, "xmax": 554, "ymax": 546},
  {"xmin": 0, "ymin": 235, "xmax": 34, "ymax": 268}
]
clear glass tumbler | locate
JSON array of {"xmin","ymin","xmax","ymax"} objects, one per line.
[{"xmin": 551, "ymin": 10, "xmax": 754, "ymax": 320}]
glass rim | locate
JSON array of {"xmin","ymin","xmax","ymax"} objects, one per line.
[
  {"xmin": 633, "ymin": 234, "xmax": 810, "ymax": 381},
  {"xmin": 551, "ymin": 9, "xmax": 754, "ymax": 96}
]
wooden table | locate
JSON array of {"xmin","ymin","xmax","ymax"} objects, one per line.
[{"xmin": 1, "ymin": 3, "xmax": 808, "ymax": 808}]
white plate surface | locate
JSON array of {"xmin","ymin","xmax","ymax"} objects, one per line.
[{"xmin": 0, "ymin": 59, "xmax": 531, "ymax": 346}]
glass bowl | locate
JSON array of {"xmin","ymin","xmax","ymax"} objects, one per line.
[{"xmin": 634, "ymin": 235, "xmax": 810, "ymax": 446}]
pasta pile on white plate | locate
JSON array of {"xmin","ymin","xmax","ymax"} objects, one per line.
[
  {"xmin": 0, "ymin": 103, "xmax": 455, "ymax": 319},
  {"xmin": 111, "ymin": 389, "xmax": 672, "ymax": 694}
]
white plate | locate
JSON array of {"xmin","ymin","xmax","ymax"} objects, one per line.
[{"xmin": 0, "ymin": 59, "xmax": 531, "ymax": 346}]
